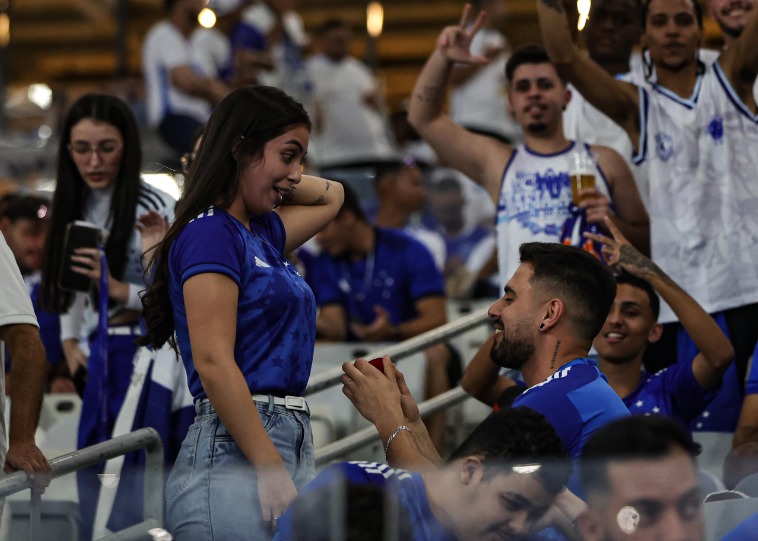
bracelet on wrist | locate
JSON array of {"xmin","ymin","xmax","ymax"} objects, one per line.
[{"xmin": 384, "ymin": 425, "xmax": 411, "ymax": 459}]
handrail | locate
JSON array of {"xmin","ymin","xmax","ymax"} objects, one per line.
[
  {"xmin": 305, "ymin": 306, "xmax": 490, "ymax": 395},
  {"xmin": 0, "ymin": 427, "xmax": 164, "ymax": 541},
  {"xmin": 315, "ymin": 386, "xmax": 469, "ymax": 466}
]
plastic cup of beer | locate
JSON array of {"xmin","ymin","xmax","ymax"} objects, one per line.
[{"xmin": 569, "ymin": 149, "xmax": 596, "ymax": 204}]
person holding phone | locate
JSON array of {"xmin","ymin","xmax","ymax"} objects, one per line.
[
  {"xmin": 140, "ymin": 86, "xmax": 343, "ymax": 540},
  {"xmin": 39, "ymin": 94, "xmax": 176, "ymax": 540}
]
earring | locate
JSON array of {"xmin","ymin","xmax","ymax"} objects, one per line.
[{"xmin": 539, "ymin": 323, "xmax": 545, "ymax": 330}]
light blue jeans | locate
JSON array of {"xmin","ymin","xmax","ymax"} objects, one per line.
[{"xmin": 165, "ymin": 397, "xmax": 314, "ymax": 540}]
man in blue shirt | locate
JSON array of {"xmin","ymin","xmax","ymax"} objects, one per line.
[
  {"xmin": 274, "ymin": 407, "xmax": 574, "ymax": 541},
  {"xmin": 459, "ymin": 241, "xmax": 629, "ymax": 459}
]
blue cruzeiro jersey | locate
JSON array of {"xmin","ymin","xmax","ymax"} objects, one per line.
[
  {"xmin": 169, "ymin": 207, "xmax": 316, "ymax": 399},
  {"xmin": 513, "ymin": 358, "xmax": 630, "ymax": 460},
  {"xmin": 274, "ymin": 461, "xmax": 456, "ymax": 541},
  {"xmin": 623, "ymin": 362, "xmax": 714, "ymax": 431}
]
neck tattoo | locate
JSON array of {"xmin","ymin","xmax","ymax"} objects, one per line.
[{"xmin": 550, "ymin": 340, "xmax": 561, "ymax": 371}]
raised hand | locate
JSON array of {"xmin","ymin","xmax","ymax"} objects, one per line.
[
  {"xmin": 583, "ymin": 216, "xmax": 661, "ymax": 279},
  {"xmin": 436, "ymin": 3, "xmax": 489, "ymax": 65}
]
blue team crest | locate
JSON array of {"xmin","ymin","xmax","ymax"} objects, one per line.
[
  {"xmin": 654, "ymin": 133, "xmax": 674, "ymax": 162},
  {"xmin": 707, "ymin": 117, "xmax": 724, "ymax": 144}
]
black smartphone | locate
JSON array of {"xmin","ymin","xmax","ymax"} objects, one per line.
[{"xmin": 59, "ymin": 221, "xmax": 101, "ymax": 292}]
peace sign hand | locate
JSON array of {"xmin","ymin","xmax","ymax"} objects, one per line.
[
  {"xmin": 437, "ymin": 3, "xmax": 490, "ymax": 65},
  {"xmin": 583, "ymin": 216, "xmax": 660, "ymax": 280}
]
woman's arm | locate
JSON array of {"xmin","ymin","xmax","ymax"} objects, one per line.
[
  {"xmin": 184, "ymin": 272, "xmax": 297, "ymax": 524},
  {"xmin": 277, "ymin": 175, "xmax": 344, "ymax": 253}
]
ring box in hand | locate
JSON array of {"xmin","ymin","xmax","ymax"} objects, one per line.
[{"xmin": 59, "ymin": 221, "xmax": 102, "ymax": 292}]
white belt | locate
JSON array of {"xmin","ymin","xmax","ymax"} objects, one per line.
[{"xmin": 252, "ymin": 394, "xmax": 309, "ymax": 412}]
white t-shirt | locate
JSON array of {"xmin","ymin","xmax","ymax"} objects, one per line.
[
  {"xmin": 306, "ymin": 54, "xmax": 396, "ymax": 167},
  {"xmin": 0, "ymin": 233, "xmax": 39, "ymax": 466},
  {"xmin": 191, "ymin": 27, "xmax": 234, "ymax": 81},
  {"xmin": 142, "ymin": 20, "xmax": 212, "ymax": 127},
  {"xmin": 450, "ymin": 29, "xmax": 522, "ymax": 143},
  {"xmin": 632, "ymin": 61, "xmax": 758, "ymax": 322}
]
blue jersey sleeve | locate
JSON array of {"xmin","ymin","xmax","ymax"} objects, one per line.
[{"xmin": 171, "ymin": 213, "xmax": 245, "ymax": 286}]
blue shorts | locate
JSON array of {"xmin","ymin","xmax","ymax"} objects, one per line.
[{"xmin": 166, "ymin": 397, "xmax": 314, "ymax": 540}]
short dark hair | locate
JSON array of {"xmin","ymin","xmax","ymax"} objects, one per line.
[
  {"xmin": 505, "ymin": 44, "xmax": 566, "ymax": 85},
  {"xmin": 580, "ymin": 416, "xmax": 700, "ymax": 503},
  {"xmin": 519, "ymin": 242, "xmax": 616, "ymax": 343},
  {"xmin": 616, "ymin": 272, "xmax": 660, "ymax": 321},
  {"xmin": 642, "ymin": 0, "xmax": 703, "ymax": 29},
  {"xmin": 0, "ymin": 193, "xmax": 50, "ymax": 223},
  {"xmin": 336, "ymin": 181, "xmax": 367, "ymax": 222},
  {"xmin": 448, "ymin": 407, "xmax": 572, "ymax": 495}
]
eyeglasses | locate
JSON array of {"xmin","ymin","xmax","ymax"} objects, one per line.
[
  {"xmin": 68, "ymin": 142, "xmax": 122, "ymax": 159},
  {"xmin": 180, "ymin": 152, "xmax": 196, "ymax": 175}
]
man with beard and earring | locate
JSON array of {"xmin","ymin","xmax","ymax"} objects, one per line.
[{"xmin": 483, "ymin": 242, "xmax": 629, "ymax": 461}]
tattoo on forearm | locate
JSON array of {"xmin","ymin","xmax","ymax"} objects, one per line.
[
  {"xmin": 325, "ymin": 179, "xmax": 331, "ymax": 191},
  {"xmin": 413, "ymin": 85, "xmax": 445, "ymax": 104},
  {"xmin": 550, "ymin": 340, "xmax": 561, "ymax": 371},
  {"xmin": 619, "ymin": 245, "xmax": 673, "ymax": 284},
  {"xmin": 540, "ymin": 0, "xmax": 566, "ymax": 14},
  {"xmin": 313, "ymin": 195, "xmax": 326, "ymax": 205}
]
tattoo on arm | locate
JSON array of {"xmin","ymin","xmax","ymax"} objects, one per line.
[
  {"xmin": 313, "ymin": 195, "xmax": 326, "ymax": 205},
  {"xmin": 413, "ymin": 85, "xmax": 446, "ymax": 104},
  {"xmin": 619, "ymin": 245, "xmax": 674, "ymax": 286},
  {"xmin": 540, "ymin": 0, "xmax": 566, "ymax": 14},
  {"xmin": 325, "ymin": 179, "xmax": 331, "ymax": 191},
  {"xmin": 550, "ymin": 340, "xmax": 561, "ymax": 371}
]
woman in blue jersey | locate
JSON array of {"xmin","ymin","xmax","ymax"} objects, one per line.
[
  {"xmin": 140, "ymin": 86, "xmax": 344, "ymax": 540},
  {"xmin": 39, "ymin": 94, "xmax": 176, "ymax": 538}
]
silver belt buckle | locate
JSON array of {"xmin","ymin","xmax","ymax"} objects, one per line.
[{"xmin": 284, "ymin": 396, "xmax": 307, "ymax": 411}]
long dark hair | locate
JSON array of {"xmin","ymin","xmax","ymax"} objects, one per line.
[
  {"xmin": 40, "ymin": 94, "xmax": 142, "ymax": 312},
  {"xmin": 140, "ymin": 86, "xmax": 311, "ymax": 350}
]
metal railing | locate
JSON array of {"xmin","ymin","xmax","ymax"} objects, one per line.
[
  {"xmin": 0, "ymin": 428, "xmax": 164, "ymax": 541},
  {"xmin": 305, "ymin": 305, "xmax": 490, "ymax": 395},
  {"xmin": 309, "ymin": 305, "xmax": 492, "ymax": 466}
]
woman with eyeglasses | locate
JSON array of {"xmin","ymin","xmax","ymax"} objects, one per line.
[
  {"xmin": 40, "ymin": 93, "xmax": 176, "ymax": 540},
  {"xmin": 140, "ymin": 86, "xmax": 343, "ymax": 540}
]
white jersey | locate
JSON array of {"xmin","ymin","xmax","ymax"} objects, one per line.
[
  {"xmin": 191, "ymin": 27, "xmax": 233, "ymax": 82},
  {"xmin": 451, "ymin": 29, "xmax": 522, "ymax": 143},
  {"xmin": 563, "ymin": 55, "xmax": 650, "ymax": 206},
  {"xmin": 306, "ymin": 54, "xmax": 396, "ymax": 167},
  {"xmin": 142, "ymin": 20, "xmax": 212, "ymax": 127},
  {"xmin": 495, "ymin": 142, "xmax": 611, "ymax": 286},
  {"xmin": 634, "ymin": 61, "xmax": 758, "ymax": 322},
  {"xmin": 0, "ymin": 233, "xmax": 39, "ymax": 467}
]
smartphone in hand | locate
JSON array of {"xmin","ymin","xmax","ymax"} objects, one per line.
[{"xmin": 59, "ymin": 221, "xmax": 102, "ymax": 292}]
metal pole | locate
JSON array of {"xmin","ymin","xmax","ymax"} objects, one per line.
[{"xmin": 305, "ymin": 306, "xmax": 490, "ymax": 395}]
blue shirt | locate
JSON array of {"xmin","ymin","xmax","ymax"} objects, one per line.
[
  {"xmin": 746, "ymin": 341, "xmax": 758, "ymax": 396},
  {"xmin": 274, "ymin": 461, "xmax": 456, "ymax": 541},
  {"xmin": 305, "ymin": 227, "xmax": 444, "ymax": 340},
  {"xmin": 169, "ymin": 208, "xmax": 316, "ymax": 399},
  {"xmin": 624, "ymin": 362, "xmax": 713, "ymax": 430},
  {"xmin": 513, "ymin": 358, "xmax": 630, "ymax": 459}
]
